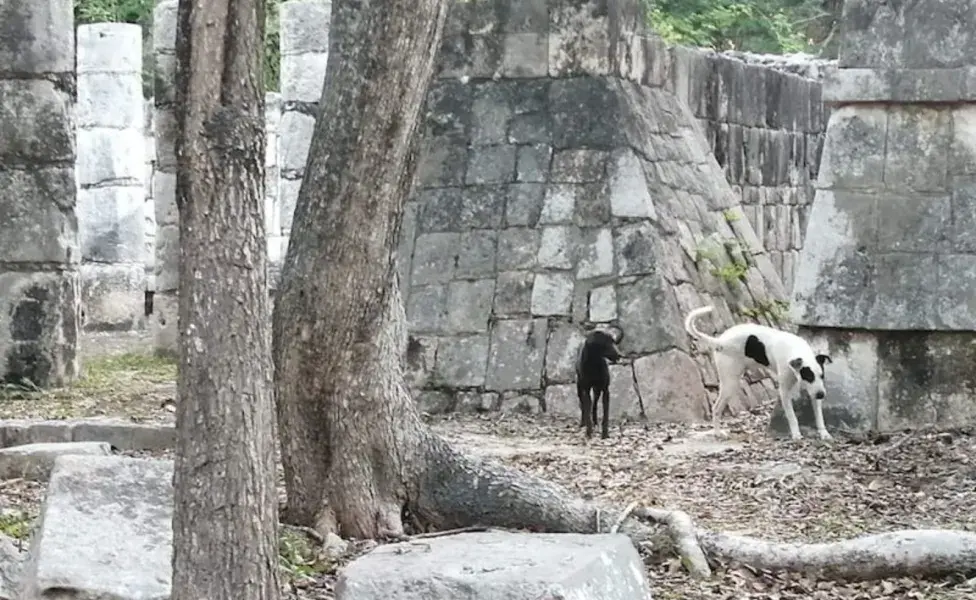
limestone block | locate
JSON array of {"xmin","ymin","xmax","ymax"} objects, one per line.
[
  {"xmin": 152, "ymin": 0, "xmax": 178, "ymax": 54},
  {"xmin": 466, "ymin": 145, "xmax": 517, "ymax": 185},
  {"xmin": 867, "ymin": 252, "xmax": 939, "ymax": 329},
  {"xmin": 77, "ymin": 23, "xmax": 141, "ymax": 74},
  {"xmin": 0, "ymin": 168, "xmax": 78, "ymax": 264},
  {"xmin": 616, "ymin": 277, "xmax": 685, "ymax": 355},
  {"xmin": 0, "ymin": 532, "xmax": 27, "ymax": 600},
  {"xmin": 281, "ymin": 53, "xmax": 329, "ymax": 103},
  {"xmin": 76, "ymin": 128, "xmax": 145, "ymax": 186},
  {"xmin": 418, "ymin": 187, "xmax": 504, "ymax": 232},
  {"xmin": 0, "ymin": 441, "xmax": 110, "ymax": 482},
  {"xmin": 884, "ymin": 107, "xmax": 951, "ymax": 192},
  {"xmin": 515, "ymin": 144, "xmax": 552, "ymax": 183},
  {"xmin": 0, "ymin": 80, "xmax": 73, "ymax": 163},
  {"xmin": 544, "ymin": 383, "xmax": 578, "ymax": 417},
  {"xmin": 589, "ymin": 285, "xmax": 617, "ymax": 322},
  {"xmin": 493, "ymin": 271, "xmax": 533, "ymax": 316},
  {"xmin": 606, "ymin": 363, "xmax": 641, "ymax": 420},
  {"xmin": 634, "ymin": 349, "xmax": 708, "ymax": 423},
  {"xmin": 280, "ymin": 0, "xmax": 331, "ymax": 56},
  {"xmin": 550, "ymin": 149, "xmax": 608, "ymax": 183},
  {"xmin": 537, "ymin": 226, "xmax": 576, "ymax": 270},
  {"xmin": 0, "ymin": 0, "xmax": 74, "ymax": 73},
  {"xmin": 149, "ymin": 289, "xmax": 179, "ymax": 356},
  {"xmin": 508, "ymin": 113, "xmax": 549, "ymax": 145},
  {"xmin": 411, "ymin": 232, "xmax": 459, "ymax": 285},
  {"xmin": 471, "ymin": 82, "xmax": 514, "ymax": 145},
  {"xmin": 336, "ymin": 531, "xmax": 651, "ymax": 600},
  {"xmin": 936, "ymin": 253, "xmax": 976, "ymax": 329},
  {"xmin": 876, "ymin": 193, "xmax": 950, "ymax": 253},
  {"xmin": 950, "ymin": 177, "xmax": 976, "ymax": 253},
  {"xmin": 278, "ymin": 177, "xmax": 302, "ymax": 233},
  {"xmin": 577, "ymin": 228, "xmax": 614, "ymax": 279},
  {"xmin": 501, "ymin": 33, "xmax": 548, "ymax": 78},
  {"xmin": 875, "ymin": 331, "xmax": 976, "ymax": 432},
  {"xmin": 549, "ymin": 78, "xmax": 621, "ymax": 149},
  {"xmin": 614, "ymin": 221, "xmax": 657, "ymax": 276},
  {"xmin": 78, "ymin": 187, "xmax": 145, "ymax": 263},
  {"xmin": 485, "ymin": 318, "xmax": 547, "ymax": 391},
  {"xmin": 405, "ymin": 336, "xmax": 438, "ymax": 389},
  {"xmin": 395, "ymin": 202, "xmax": 418, "ymax": 291},
  {"xmin": 505, "ymin": 183, "xmax": 545, "ymax": 227},
  {"xmin": 544, "ymin": 322, "xmax": 585, "ymax": 384},
  {"xmin": 153, "ymin": 53, "xmax": 177, "ymax": 105},
  {"xmin": 278, "ymin": 110, "xmax": 316, "ymax": 173},
  {"xmin": 433, "ymin": 334, "xmax": 489, "ymax": 387},
  {"xmin": 608, "ymin": 149, "xmax": 656, "ymax": 219},
  {"xmin": 445, "ymin": 280, "xmax": 494, "ymax": 334},
  {"xmin": 77, "ymin": 74, "xmax": 143, "ymax": 130},
  {"xmin": 20, "ymin": 456, "xmax": 172, "ymax": 600},
  {"xmin": 153, "ymin": 223, "xmax": 179, "ymax": 293},
  {"xmin": 152, "ymin": 107, "xmax": 178, "ymax": 170},
  {"xmin": 530, "ymin": 273, "xmax": 574, "ymax": 316},
  {"xmin": 407, "ymin": 285, "xmax": 447, "ymax": 333},
  {"xmin": 80, "ymin": 264, "xmax": 145, "ymax": 332},
  {"xmin": 416, "ymin": 135, "xmax": 467, "ymax": 187},
  {"xmin": 951, "ymin": 106, "xmax": 976, "ymax": 176},
  {"xmin": 455, "ymin": 230, "xmax": 498, "ymax": 278},
  {"xmin": 497, "ymin": 227, "xmax": 540, "ymax": 271},
  {"xmin": 548, "ymin": 0, "xmax": 610, "ymax": 77},
  {"xmin": 816, "ymin": 106, "xmax": 887, "ymax": 190}
]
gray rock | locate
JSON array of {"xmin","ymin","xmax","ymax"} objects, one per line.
[
  {"xmin": 446, "ymin": 280, "xmax": 494, "ymax": 334},
  {"xmin": 544, "ymin": 322, "xmax": 585, "ymax": 384},
  {"xmin": 434, "ymin": 335, "xmax": 490, "ymax": 388},
  {"xmin": 544, "ymin": 384, "xmax": 578, "ymax": 417},
  {"xmin": 589, "ymin": 285, "xmax": 617, "ymax": 322},
  {"xmin": 0, "ymin": 441, "xmax": 111, "ymax": 482},
  {"xmin": 530, "ymin": 273, "xmax": 574, "ymax": 316},
  {"xmin": 21, "ymin": 455, "xmax": 172, "ymax": 600},
  {"xmin": 505, "ymin": 183, "xmax": 545, "ymax": 227},
  {"xmin": 634, "ymin": 350, "xmax": 709, "ymax": 423},
  {"xmin": 456, "ymin": 230, "xmax": 498, "ymax": 278},
  {"xmin": 497, "ymin": 227, "xmax": 540, "ymax": 271},
  {"xmin": 515, "ymin": 144, "xmax": 552, "ymax": 183},
  {"xmin": 485, "ymin": 319, "xmax": 547, "ymax": 390},
  {"xmin": 493, "ymin": 271, "xmax": 534, "ymax": 316},
  {"xmin": 466, "ymin": 145, "xmax": 517, "ymax": 185},
  {"xmin": 577, "ymin": 228, "xmax": 614, "ymax": 279},
  {"xmin": 335, "ymin": 531, "xmax": 652, "ymax": 600},
  {"xmin": 407, "ymin": 285, "xmax": 447, "ymax": 333},
  {"xmin": 537, "ymin": 225, "xmax": 577, "ymax": 270}
]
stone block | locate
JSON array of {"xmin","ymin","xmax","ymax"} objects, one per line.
[
  {"xmin": 433, "ymin": 334, "xmax": 489, "ymax": 388},
  {"xmin": 152, "ymin": 108, "xmax": 178, "ymax": 170},
  {"xmin": 0, "ymin": 441, "xmax": 110, "ymax": 482},
  {"xmin": 420, "ymin": 186, "xmax": 506, "ymax": 233},
  {"xmin": 446, "ymin": 279, "xmax": 495, "ymax": 334},
  {"xmin": 549, "ymin": 78, "xmax": 621, "ymax": 149},
  {"xmin": 80, "ymin": 263, "xmax": 145, "ymax": 332},
  {"xmin": 884, "ymin": 107, "xmax": 951, "ymax": 192},
  {"xmin": 395, "ymin": 202, "xmax": 418, "ymax": 291},
  {"xmin": 485, "ymin": 318, "xmax": 548, "ymax": 390},
  {"xmin": 816, "ymin": 106, "xmax": 887, "ymax": 190},
  {"xmin": 876, "ymin": 331, "xmax": 976, "ymax": 432},
  {"xmin": 456, "ymin": 391, "xmax": 498, "ymax": 413},
  {"xmin": 71, "ymin": 419, "xmax": 175, "ymax": 451},
  {"xmin": 577, "ymin": 228, "xmax": 614, "ymax": 279},
  {"xmin": 508, "ymin": 113, "xmax": 549, "ymax": 145},
  {"xmin": 537, "ymin": 226, "xmax": 576, "ymax": 270},
  {"xmin": 634, "ymin": 349, "xmax": 708, "ymax": 423},
  {"xmin": 544, "ymin": 384, "xmax": 578, "ymax": 417},
  {"xmin": 456, "ymin": 230, "xmax": 498, "ymax": 278},
  {"xmin": 937, "ymin": 253, "xmax": 976, "ymax": 330},
  {"xmin": 0, "ymin": 80, "xmax": 73, "ymax": 164},
  {"xmin": 505, "ymin": 183, "xmax": 546, "ymax": 226},
  {"xmin": 539, "ymin": 184, "xmax": 577, "ymax": 225},
  {"xmin": 279, "ymin": 0, "xmax": 331, "ymax": 55},
  {"xmin": 501, "ymin": 33, "xmax": 548, "ymax": 78},
  {"xmin": 76, "ymin": 127, "xmax": 144, "ymax": 186},
  {"xmin": 279, "ymin": 110, "xmax": 316, "ymax": 173},
  {"xmin": 515, "ymin": 144, "xmax": 552, "ymax": 182},
  {"xmin": 876, "ymin": 193, "xmax": 950, "ymax": 253},
  {"xmin": 78, "ymin": 186, "xmax": 145, "ymax": 263},
  {"xmin": 471, "ymin": 82, "xmax": 514, "ymax": 145},
  {"xmin": 153, "ymin": 53, "xmax": 177, "ymax": 105},
  {"xmin": 616, "ymin": 276, "xmax": 684, "ymax": 355},
  {"xmin": 614, "ymin": 221, "xmax": 657, "ymax": 276},
  {"xmin": 149, "ymin": 289, "xmax": 178, "ymax": 356},
  {"xmin": 77, "ymin": 23, "xmax": 141, "ymax": 73},
  {"xmin": 866, "ymin": 252, "xmax": 939, "ymax": 330},
  {"xmin": 494, "ymin": 271, "xmax": 534, "ymax": 316},
  {"xmin": 280, "ymin": 53, "xmax": 329, "ymax": 102},
  {"xmin": 545, "ymin": 321, "xmax": 585, "ymax": 384},
  {"xmin": 551, "ymin": 150, "xmax": 609, "ymax": 183},
  {"xmin": 435, "ymin": 32, "xmax": 504, "ymax": 80},
  {"xmin": 950, "ymin": 106, "xmax": 976, "ymax": 176},
  {"xmin": 530, "ymin": 273, "xmax": 574, "ymax": 316},
  {"xmin": 406, "ymin": 285, "xmax": 447, "ymax": 333},
  {"xmin": 415, "ymin": 390, "xmax": 456, "ymax": 414},
  {"xmin": 466, "ymin": 145, "xmax": 517, "ymax": 185},
  {"xmin": 151, "ymin": 0, "xmax": 178, "ymax": 54},
  {"xmin": 336, "ymin": 531, "xmax": 651, "ymax": 600},
  {"xmin": 0, "ymin": 167, "xmax": 78, "ymax": 264},
  {"xmin": 424, "ymin": 79, "xmax": 472, "ymax": 134},
  {"xmin": 574, "ymin": 182, "xmax": 611, "ymax": 226},
  {"xmin": 0, "ymin": 0, "xmax": 74, "ymax": 74},
  {"xmin": 608, "ymin": 149, "xmax": 655, "ymax": 219},
  {"xmin": 589, "ymin": 284, "xmax": 617, "ymax": 322},
  {"xmin": 0, "ymin": 270, "xmax": 79, "ymax": 387},
  {"xmin": 548, "ymin": 1, "xmax": 610, "ymax": 77},
  {"xmin": 606, "ymin": 363, "xmax": 641, "ymax": 420},
  {"xmin": 497, "ymin": 227, "xmax": 540, "ymax": 271},
  {"xmin": 950, "ymin": 177, "xmax": 976, "ymax": 252},
  {"xmin": 405, "ymin": 336, "xmax": 438, "ymax": 389},
  {"xmin": 411, "ymin": 233, "xmax": 459, "ymax": 285},
  {"xmin": 21, "ymin": 456, "xmax": 172, "ymax": 600},
  {"xmin": 77, "ymin": 74, "xmax": 143, "ymax": 130},
  {"xmin": 416, "ymin": 135, "xmax": 468, "ymax": 187}
]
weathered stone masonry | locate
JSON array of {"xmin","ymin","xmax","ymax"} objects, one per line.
[
  {"xmin": 788, "ymin": 0, "xmax": 976, "ymax": 435},
  {"xmin": 0, "ymin": 0, "xmax": 81, "ymax": 386},
  {"xmin": 394, "ymin": 0, "xmax": 806, "ymax": 419}
]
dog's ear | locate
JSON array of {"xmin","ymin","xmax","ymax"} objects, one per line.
[
  {"xmin": 788, "ymin": 357, "xmax": 804, "ymax": 371},
  {"xmin": 816, "ymin": 354, "xmax": 832, "ymax": 367}
]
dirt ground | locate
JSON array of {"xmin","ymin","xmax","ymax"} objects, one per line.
[{"xmin": 1, "ymin": 332, "xmax": 975, "ymax": 599}]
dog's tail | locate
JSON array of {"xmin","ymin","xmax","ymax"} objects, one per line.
[{"xmin": 684, "ymin": 306, "xmax": 723, "ymax": 349}]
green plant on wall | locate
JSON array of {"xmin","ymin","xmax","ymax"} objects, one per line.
[{"xmin": 740, "ymin": 298, "xmax": 790, "ymax": 322}]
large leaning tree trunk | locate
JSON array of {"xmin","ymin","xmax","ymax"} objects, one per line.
[
  {"xmin": 171, "ymin": 0, "xmax": 280, "ymax": 598},
  {"xmin": 271, "ymin": 0, "xmax": 976, "ymax": 583}
]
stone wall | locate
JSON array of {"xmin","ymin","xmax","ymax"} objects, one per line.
[
  {"xmin": 76, "ymin": 23, "xmax": 147, "ymax": 332},
  {"xmin": 387, "ymin": 0, "xmax": 801, "ymax": 419},
  {"xmin": 787, "ymin": 0, "xmax": 976, "ymax": 435},
  {"xmin": 0, "ymin": 0, "xmax": 80, "ymax": 386}
]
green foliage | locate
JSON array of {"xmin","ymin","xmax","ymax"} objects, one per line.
[
  {"xmin": 740, "ymin": 299, "xmax": 790, "ymax": 322},
  {"xmin": 0, "ymin": 511, "xmax": 33, "ymax": 541},
  {"xmin": 279, "ymin": 529, "xmax": 334, "ymax": 581},
  {"xmin": 644, "ymin": 0, "xmax": 836, "ymax": 55}
]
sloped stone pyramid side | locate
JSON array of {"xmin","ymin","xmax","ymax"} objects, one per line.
[{"xmin": 398, "ymin": 68, "xmax": 789, "ymax": 421}]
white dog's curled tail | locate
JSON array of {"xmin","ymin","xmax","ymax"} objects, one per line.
[{"xmin": 684, "ymin": 306, "xmax": 723, "ymax": 349}]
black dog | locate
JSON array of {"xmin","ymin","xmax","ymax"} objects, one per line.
[{"xmin": 575, "ymin": 329, "xmax": 622, "ymax": 439}]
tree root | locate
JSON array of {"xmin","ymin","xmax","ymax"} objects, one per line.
[{"xmin": 412, "ymin": 432, "xmax": 976, "ymax": 583}]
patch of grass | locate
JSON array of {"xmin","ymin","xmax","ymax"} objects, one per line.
[
  {"xmin": 74, "ymin": 353, "xmax": 177, "ymax": 392},
  {"xmin": 279, "ymin": 529, "xmax": 333, "ymax": 581},
  {"xmin": 0, "ymin": 510, "xmax": 34, "ymax": 540}
]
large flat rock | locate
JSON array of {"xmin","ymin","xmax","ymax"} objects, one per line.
[
  {"xmin": 0, "ymin": 441, "xmax": 111, "ymax": 482},
  {"xmin": 336, "ymin": 531, "xmax": 652, "ymax": 600},
  {"xmin": 20, "ymin": 455, "xmax": 173, "ymax": 600}
]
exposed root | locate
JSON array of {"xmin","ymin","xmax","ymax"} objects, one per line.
[
  {"xmin": 635, "ymin": 507, "xmax": 712, "ymax": 579},
  {"xmin": 611, "ymin": 501, "xmax": 639, "ymax": 535}
]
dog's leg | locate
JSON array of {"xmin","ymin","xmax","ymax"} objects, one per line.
[
  {"xmin": 600, "ymin": 386, "xmax": 610, "ymax": 440},
  {"xmin": 576, "ymin": 381, "xmax": 586, "ymax": 429},
  {"xmin": 710, "ymin": 354, "xmax": 740, "ymax": 439},
  {"xmin": 777, "ymin": 377, "xmax": 803, "ymax": 441},
  {"xmin": 813, "ymin": 395, "xmax": 832, "ymax": 440},
  {"xmin": 578, "ymin": 383, "xmax": 594, "ymax": 438}
]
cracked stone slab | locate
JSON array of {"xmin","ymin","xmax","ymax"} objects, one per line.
[
  {"xmin": 336, "ymin": 530, "xmax": 652, "ymax": 600},
  {"xmin": 0, "ymin": 441, "xmax": 111, "ymax": 482}
]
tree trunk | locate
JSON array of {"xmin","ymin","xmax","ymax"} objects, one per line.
[{"xmin": 171, "ymin": 0, "xmax": 281, "ymax": 598}]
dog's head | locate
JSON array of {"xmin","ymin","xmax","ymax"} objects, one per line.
[
  {"xmin": 788, "ymin": 353, "xmax": 832, "ymax": 400},
  {"xmin": 586, "ymin": 330, "xmax": 622, "ymax": 364}
]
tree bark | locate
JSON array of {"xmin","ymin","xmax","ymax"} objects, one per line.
[
  {"xmin": 269, "ymin": 0, "xmax": 976, "ymax": 585},
  {"xmin": 171, "ymin": 0, "xmax": 281, "ymax": 598}
]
